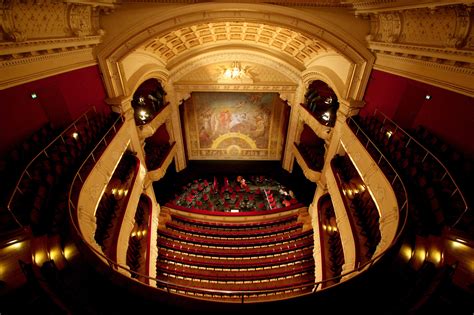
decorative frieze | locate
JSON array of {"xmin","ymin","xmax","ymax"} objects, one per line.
[
  {"xmin": 1, "ymin": 1, "xmax": 105, "ymax": 43},
  {"xmin": 366, "ymin": 4, "xmax": 474, "ymax": 96},
  {"xmin": 0, "ymin": 0, "xmax": 111, "ymax": 88},
  {"xmin": 368, "ymin": 5, "xmax": 472, "ymax": 49}
]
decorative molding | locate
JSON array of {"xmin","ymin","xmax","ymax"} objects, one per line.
[
  {"xmin": 143, "ymin": 21, "xmax": 329, "ymax": 66},
  {"xmin": 373, "ymin": 52, "xmax": 474, "ymax": 96},
  {"xmin": 368, "ymin": 41, "xmax": 474, "ymax": 64},
  {"xmin": 174, "ymin": 83, "xmax": 297, "ymax": 92},
  {"xmin": 365, "ymin": 4, "xmax": 474, "ymax": 96},
  {"xmin": 0, "ymin": 47, "xmax": 97, "ymax": 89},
  {"xmin": 170, "ymin": 51, "xmax": 302, "ymax": 85},
  {"xmin": 1, "ymin": 1, "xmax": 105, "ymax": 42},
  {"xmin": 368, "ymin": 5, "xmax": 473, "ymax": 49},
  {"xmin": 0, "ymin": 36, "xmax": 102, "ymax": 56},
  {"xmin": 0, "ymin": 0, "xmax": 108, "ymax": 88},
  {"xmin": 98, "ymin": 3, "xmax": 373, "ymax": 102},
  {"xmin": 124, "ymin": 0, "xmax": 349, "ymax": 7},
  {"xmin": 351, "ymin": 0, "xmax": 467, "ymax": 14}
]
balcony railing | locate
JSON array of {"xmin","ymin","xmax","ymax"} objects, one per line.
[
  {"xmin": 372, "ymin": 109, "xmax": 469, "ymax": 230},
  {"xmin": 67, "ymin": 114, "xmax": 410, "ymax": 303},
  {"xmin": 6, "ymin": 107, "xmax": 98, "ymax": 229}
]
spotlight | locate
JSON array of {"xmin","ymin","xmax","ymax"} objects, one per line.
[
  {"xmin": 324, "ymin": 96, "xmax": 333, "ymax": 104},
  {"xmin": 31, "ymin": 93, "xmax": 38, "ymax": 99},
  {"xmin": 425, "ymin": 94, "xmax": 432, "ymax": 100},
  {"xmin": 322, "ymin": 112, "xmax": 330, "ymax": 121}
]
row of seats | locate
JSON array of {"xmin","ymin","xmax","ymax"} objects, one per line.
[
  {"xmin": 296, "ymin": 140, "xmax": 325, "ymax": 171},
  {"xmin": 9, "ymin": 112, "xmax": 119, "ymax": 235},
  {"xmin": 350, "ymin": 115, "xmax": 468, "ymax": 236},
  {"xmin": 157, "ymin": 259, "xmax": 315, "ymax": 281},
  {"xmin": 95, "ymin": 151, "xmax": 138, "ymax": 254},
  {"xmin": 411, "ymin": 125, "xmax": 472, "ymax": 205},
  {"xmin": 95, "ymin": 193, "xmax": 119, "ymax": 251},
  {"xmin": 114, "ymin": 152, "xmax": 138, "ymax": 184},
  {"xmin": 328, "ymin": 233, "xmax": 344, "ymax": 278},
  {"xmin": 126, "ymin": 195, "xmax": 150, "ymax": 277},
  {"xmin": 127, "ymin": 237, "xmax": 142, "ymax": 278},
  {"xmin": 158, "ymin": 234, "xmax": 313, "ymax": 257},
  {"xmin": 165, "ymin": 219, "xmax": 303, "ymax": 238},
  {"xmin": 0, "ymin": 123, "xmax": 56, "ymax": 201},
  {"xmin": 156, "ymin": 209, "xmax": 315, "ymax": 301},
  {"xmin": 158, "ymin": 226, "xmax": 312, "ymax": 247},
  {"xmin": 158, "ymin": 246, "xmax": 314, "ymax": 269},
  {"xmin": 144, "ymin": 142, "xmax": 172, "ymax": 170},
  {"xmin": 156, "ymin": 272, "xmax": 314, "ymax": 301},
  {"xmin": 319, "ymin": 197, "xmax": 344, "ymax": 282},
  {"xmin": 331, "ymin": 154, "xmax": 381, "ymax": 262},
  {"xmin": 331, "ymin": 154, "xmax": 359, "ymax": 183},
  {"xmin": 351, "ymin": 194, "xmax": 381, "ymax": 260},
  {"xmin": 170, "ymin": 212, "xmax": 299, "ymax": 230}
]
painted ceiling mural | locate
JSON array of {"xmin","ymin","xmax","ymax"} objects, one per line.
[{"xmin": 184, "ymin": 92, "xmax": 285, "ymax": 160}]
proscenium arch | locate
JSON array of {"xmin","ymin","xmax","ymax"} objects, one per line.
[{"xmin": 98, "ymin": 3, "xmax": 374, "ymax": 100}]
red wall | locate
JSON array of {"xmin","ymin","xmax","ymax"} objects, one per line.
[
  {"xmin": 362, "ymin": 70, "xmax": 474, "ymax": 159},
  {"xmin": 0, "ymin": 66, "xmax": 108, "ymax": 156}
]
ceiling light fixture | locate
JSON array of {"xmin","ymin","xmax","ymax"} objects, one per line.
[
  {"xmin": 224, "ymin": 61, "xmax": 244, "ymax": 79},
  {"xmin": 218, "ymin": 61, "xmax": 253, "ymax": 84}
]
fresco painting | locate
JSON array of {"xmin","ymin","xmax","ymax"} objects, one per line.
[{"xmin": 185, "ymin": 92, "xmax": 284, "ymax": 160}]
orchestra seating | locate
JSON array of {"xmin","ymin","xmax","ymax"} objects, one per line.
[
  {"xmin": 7, "ymin": 111, "xmax": 119, "ymax": 236},
  {"xmin": 155, "ymin": 208, "xmax": 315, "ymax": 302},
  {"xmin": 348, "ymin": 114, "xmax": 470, "ymax": 236}
]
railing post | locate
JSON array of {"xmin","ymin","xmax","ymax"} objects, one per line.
[{"xmin": 422, "ymin": 152, "xmax": 429, "ymax": 162}]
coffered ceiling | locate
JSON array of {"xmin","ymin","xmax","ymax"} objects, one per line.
[{"xmin": 141, "ymin": 22, "xmax": 331, "ymax": 68}]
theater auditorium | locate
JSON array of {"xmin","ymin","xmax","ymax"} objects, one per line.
[{"xmin": 0, "ymin": 1, "xmax": 473, "ymax": 314}]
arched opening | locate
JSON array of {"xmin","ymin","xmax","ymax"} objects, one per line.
[
  {"xmin": 304, "ymin": 80, "xmax": 339, "ymax": 127},
  {"xmin": 131, "ymin": 79, "xmax": 166, "ymax": 125}
]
